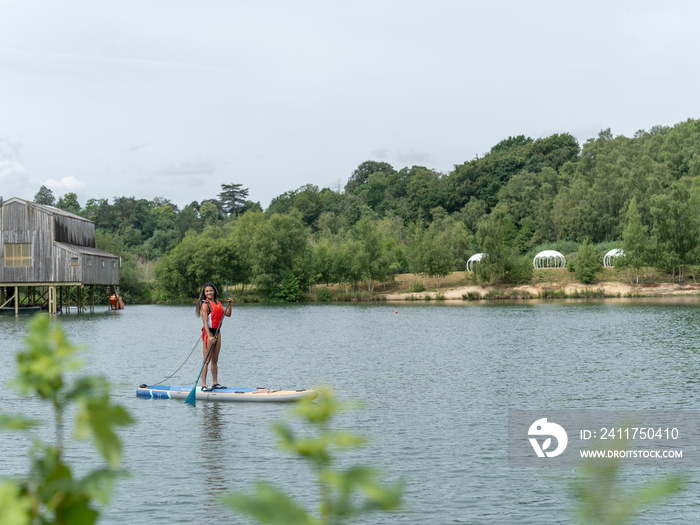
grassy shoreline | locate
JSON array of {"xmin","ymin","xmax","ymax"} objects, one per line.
[{"xmin": 162, "ymin": 268, "xmax": 700, "ymax": 305}]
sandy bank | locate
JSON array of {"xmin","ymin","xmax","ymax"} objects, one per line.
[{"xmin": 382, "ymin": 281, "xmax": 700, "ymax": 301}]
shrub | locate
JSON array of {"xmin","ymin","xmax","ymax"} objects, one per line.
[
  {"xmin": 409, "ymin": 281, "xmax": 426, "ymax": 293},
  {"xmin": 276, "ymin": 270, "xmax": 302, "ymax": 302},
  {"xmin": 574, "ymin": 239, "xmax": 602, "ymax": 284},
  {"xmin": 504, "ymin": 254, "xmax": 534, "ymax": 284},
  {"xmin": 316, "ymin": 287, "xmax": 333, "ymax": 302}
]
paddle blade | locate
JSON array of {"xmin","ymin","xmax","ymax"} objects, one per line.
[{"xmin": 185, "ymin": 384, "xmax": 197, "ymax": 405}]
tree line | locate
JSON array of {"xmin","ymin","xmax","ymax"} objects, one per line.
[{"xmin": 25, "ymin": 118, "xmax": 700, "ymax": 301}]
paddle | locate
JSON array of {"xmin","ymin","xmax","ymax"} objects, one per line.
[{"xmin": 185, "ymin": 312, "xmax": 226, "ymax": 405}]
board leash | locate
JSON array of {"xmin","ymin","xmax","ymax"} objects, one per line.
[{"xmin": 143, "ymin": 334, "xmax": 202, "ymax": 387}]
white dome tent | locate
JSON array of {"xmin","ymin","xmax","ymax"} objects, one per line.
[
  {"xmin": 603, "ymin": 248, "xmax": 624, "ymax": 267},
  {"xmin": 466, "ymin": 253, "xmax": 487, "ymax": 272},
  {"xmin": 533, "ymin": 250, "xmax": 566, "ymax": 269}
]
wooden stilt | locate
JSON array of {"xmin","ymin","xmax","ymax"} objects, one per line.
[{"xmin": 49, "ymin": 286, "xmax": 57, "ymax": 315}]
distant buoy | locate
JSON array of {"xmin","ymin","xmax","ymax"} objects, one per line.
[{"xmin": 395, "ymin": 311, "xmax": 398, "ymax": 314}]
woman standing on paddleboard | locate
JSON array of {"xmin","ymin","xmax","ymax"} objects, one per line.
[{"xmin": 196, "ymin": 282, "xmax": 232, "ymax": 391}]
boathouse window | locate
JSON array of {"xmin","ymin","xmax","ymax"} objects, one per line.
[
  {"xmin": 101, "ymin": 260, "xmax": 106, "ymax": 268},
  {"xmin": 112, "ymin": 261, "xmax": 117, "ymax": 269},
  {"xmin": 87, "ymin": 257, "xmax": 93, "ymax": 267},
  {"xmin": 3, "ymin": 243, "xmax": 31, "ymax": 267},
  {"xmin": 71, "ymin": 257, "xmax": 80, "ymax": 266}
]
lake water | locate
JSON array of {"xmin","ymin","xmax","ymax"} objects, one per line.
[{"xmin": 2, "ymin": 299, "xmax": 700, "ymax": 524}]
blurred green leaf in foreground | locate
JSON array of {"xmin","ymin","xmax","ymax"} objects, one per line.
[
  {"xmin": 221, "ymin": 387, "xmax": 404, "ymax": 525},
  {"xmin": 0, "ymin": 314, "xmax": 133, "ymax": 525},
  {"xmin": 572, "ymin": 438, "xmax": 684, "ymax": 525}
]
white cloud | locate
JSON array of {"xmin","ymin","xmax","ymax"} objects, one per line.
[
  {"xmin": 0, "ymin": 159, "xmax": 27, "ymax": 181},
  {"xmin": 43, "ymin": 175, "xmax": 86, "ymax": 194},
  {"xmin": 0, "ymin": 159, "xmax": 31, "ymax": 200}
]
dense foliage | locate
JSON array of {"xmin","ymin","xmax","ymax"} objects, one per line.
[{"xmin": 30, "ymin": 118, "xmax": 700, "ymax": 301}]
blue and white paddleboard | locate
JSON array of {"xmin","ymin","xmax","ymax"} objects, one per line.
[{"xmin": 136, "ymin": 385, "xmax": 317, "ymax": 403}]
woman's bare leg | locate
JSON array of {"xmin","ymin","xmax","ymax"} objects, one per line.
[
  {"xmin": 210, "ymin": 337, "xmax": 221, "ymax": 385},
  {"xmin": 202, "ymin": 341, "xmax": 212, "ymax": 388}
]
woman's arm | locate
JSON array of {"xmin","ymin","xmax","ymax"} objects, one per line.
[{"xmin": 225, "ymin": 297, "xmax": 233, "ymax": 317}]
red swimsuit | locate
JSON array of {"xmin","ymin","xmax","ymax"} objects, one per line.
[{"xmin": 201, "ymin": 300, "xmax": 224, "ymax": 345}]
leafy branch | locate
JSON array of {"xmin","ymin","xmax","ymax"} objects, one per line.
[
  {"xmin": 221, "ymin": 388, "xmax": 403, "ymax": 524},
  {"xmin": 0, "ymin": 315, "xmax": 133, "ymax": 525}
]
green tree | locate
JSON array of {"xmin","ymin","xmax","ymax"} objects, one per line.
[
  {"xmin": 651, "ymin": 180, "xmax": 700, "ymax": 281},
  {"xmin": 403, "ymin": 166, "xmax": 447, "ymax": 221},
  {"xmin": 34, "ymin": 185, "xmax": 55, "ymax": 206},
  {"xmin": 251, "ymin": 212, "xmax": 310, "ymax": 299},
  {"xmin": 95, "ymin": 230, "xmax": 148, "ymax": 303},
  {"xmin": 530, "ymin": 132, "xmax": 579, "ymax": 171},
  {"xmin": 425, "ymin": 230, "xmax": 453, "ymax": 288},
  {"xmin": 573, "ymin": 239, "xmax": 602, "ymax": 284},
  {"xmin": 175, "ymin": 202, "xmax": 202, "ymax": 237},
  {"xmin": 316, "ymin": 212, "xmax": 349, "ymax": 239},
  {"xmin": 218, "ymin": 183, "xmax": 249, "ymax": 216},
  {"xmin": 230, "ymin": 210, "xmax": 265, "ymax": 292},
  {"xmin": 154, "ymin": 232, "xmax": 239, "ymax": 300},
  {"xmin": 199, "ymin": 201, "xmax": 221, "ymax": 226},
  {"xmin": 418, "ymin": 219, "xmax": 454, "ymax": 288},
  {"xmin": 504, "ymin": 250, "xmax": 533, "ymax": 284},
  {"xmin": 406, "ymin": 222, "xmax": 430, "ymax": 286},
  {"xmin": 56, "ymin": 192, "xmax": 82, "ymax": 214},
  {"xmin": 136, "ymin": 204, "xmax": 180, "ymax": 259},
  {"xmin": 457, "ymin": 197, "xmax": 488, "ymax": 232},
  {"xmin": 446, "ymin": 132, "xmax": 569, "ymax": 212},
  {"xmin": 242, "ymin": 200, "xmax": 263, "ymax": 214},
  {"xmin": 362, "ymin": 172, "xmax": 388, "ymax": 212},
  {"xmin": 351, "ymin": 216, "xmax": 396, "ymax": 292},
  {"xmin": 110, "ymin": 197, "xmax": 157, "ymax": 239},
  {"xmin": 345, "ymin": 160, "xmax": 395, "ymax": 196},
  {"xmin": 329, "ymin": 237, "xmax": 363, "ymax": 294},
  {"xmin": 311, "ymin": 239, "xmax": 334, "ymax": 286},
  {"xmin": 277, "ymin": 270, "xmax": 302, "ymax": 302},
  {"xmin": 267, "ymin": 185, "xmax": 326, "ymax": 227},
  {"xmin": 619, "ymin": 197, "xmax": 651, "ymax": 283},
  {"xmin": 154, "ymin": 235, "xmax": 199, "ymax": 299},
  {"xmin": 475, "ymin": 210, "xmax": 510, "ymax": 284},
  {"xmin": 82, "ymin": 198, "xmax": 111, "ymax": 226}
]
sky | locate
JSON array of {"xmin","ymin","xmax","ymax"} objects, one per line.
[{"xmin": 1, "ymin": 1, "xmax": 699, "ymax": 210}]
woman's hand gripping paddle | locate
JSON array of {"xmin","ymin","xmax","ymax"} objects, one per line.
[{"xmin": 185, "ymin": 319, "xmax": 224, "ymax": 405}]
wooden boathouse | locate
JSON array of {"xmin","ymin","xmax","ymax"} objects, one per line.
[{"xmin": 0, "ymin": 197, "xmax": 121, "ymax": 315}]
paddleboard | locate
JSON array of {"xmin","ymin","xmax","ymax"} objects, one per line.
[{"xmin": 136, "ymin": 385, "xmax": 317, "ymax": 403}]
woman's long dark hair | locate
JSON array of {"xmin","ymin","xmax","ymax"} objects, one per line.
[{"xmin": 195, "ymin": 282, "xmax": 218, "ymax": 317}]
